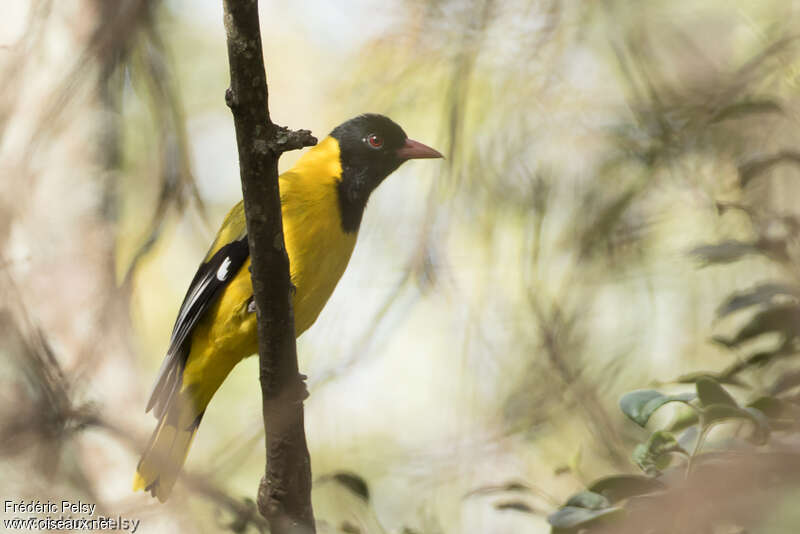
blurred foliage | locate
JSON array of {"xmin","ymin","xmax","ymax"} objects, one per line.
[
  {"xmin": 544, "ymin": 130, "xmax": 800, "ymax": 532},
  {"xmin": 3, "ymin": 0, "xmax": 800, "ymax": 533}
]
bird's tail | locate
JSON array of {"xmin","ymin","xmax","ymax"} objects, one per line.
[{"xmin": 133, "ymin": 391, "xmax": 205, "ymax": 502}]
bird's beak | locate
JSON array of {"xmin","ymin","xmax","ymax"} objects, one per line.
[{"xmin": 396, "ymin": 138, "xmax": 444, "ymax": 160}]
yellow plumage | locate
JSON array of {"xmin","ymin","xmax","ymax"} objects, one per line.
[
  {"xmin": 134, "ymin": 137, "xmax": 357, "ymax": 501},
  {"xmin": 133, "ymin": 113, "xmax": 441, "ymax": 502}
]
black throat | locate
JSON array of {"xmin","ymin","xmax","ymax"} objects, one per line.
[
  {"xmin": 329, "ymin": 114, "xmax": 408, "ymax": 233},
  {"xmin": 336, "ymin": 166, "xmax": 372, "ymax": 234}
]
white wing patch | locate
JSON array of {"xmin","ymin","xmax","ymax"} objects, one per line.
[
  {"xmin": 148, "ymin": 236, "xmax": 250, "ymax": 417},
  {"xmin": 216, "ymin": 256, "xmax": 232, "ymax": 281}
]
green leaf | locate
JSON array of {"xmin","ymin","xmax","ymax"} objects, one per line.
[
  {"xmin": 588, "ymin": 475, "xmax": 666, "ymax": 504},
  {"xmin": 696, "ymin": 377, "xmax": 738, "ymax": 408},
  {"xmin": 494, "ymin": 501, "xmax": 535, "ymax": 513},
  {"xmin": 714, "ymin": 305, "xmax": 800, "ymax": 348},
  {"xmin": 716, "ymin": 283, "xmax": 799, "ymax": 318},
  {"xmin": 330, "ymin": 472, "xmax": 370, "ymax": 501},
  {"xmin": 718, "ymin": 345, "xmax": 795, "ymax": 378},
  {"xmin": 632, "ymin": 431, "xmax": 686, "ymax": 475},
  {"xmin": 548, "ymin": 506, "xmax": 623, "ymax": 530},
  {"xmin": 565, "ymin": 491, "xmax": 609, "ymax": 510},
  {"xmin": 648, "ymin": 431, "xmax": 683, "ymax": 456},
  {"xmin": 748, "ymin": 396, "xmax": 785, "ymax": 419},
  {"xmin": 702, "ymin": 404, "xmax": 770, "ymax": 445},
  {"xmin": 631, "ymin": 444, "xmax": 651, "ymax": 473},
  {"xmin": 673, "ymin": 371, "xmax": 744, "ymax": 387},
  {"xmin": 710, "ymin": 99, "xmax": 783, "ymax": 123},
  {"xmin": 738, "ymin": 151, "xmax": 800, "ymax": 187},
  {"xmin": 462, "ymin": 481, "xmax": 532, "ymax": 500},
  {"xmin": 770, "ymin": 370, "xmax": 800, "ymax": 395},
  {"xmin": 702, "ymin": 404, "xmax": 749, "ymax": 424},
  {"xmin": 619, "ymin": 390, "xmax": 696, "ymax": 427},
  {"xmin": 689, "ymin": 241, "xmax": 759, "ymax": 265},
  {"xmin": 741, "ymin": 408, "xmax": 770, "ymax": 444},
  {"xmin": 665, "ymin": 404, "xmax": 700, "ymax": 433},
  {"xmin": 577, "ymin": 189, "xmax": 638, "ymax": 259},
  {"xmin": 748, "ymin": 397, "xmax": 797, "ymax": 432}
]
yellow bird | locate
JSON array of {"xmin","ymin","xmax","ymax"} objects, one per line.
[{"xmin": 134, "ymin": 114, "xmax": 442, "ymax": 501}]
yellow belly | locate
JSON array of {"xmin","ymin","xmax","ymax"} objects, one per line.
[
  {"xmin": 136, "ymin": 136, "xmax": 360, "ymax": 501},
  {"xmin": 180, "ymin": 137, "xmax": 357, "ymax": 405}
]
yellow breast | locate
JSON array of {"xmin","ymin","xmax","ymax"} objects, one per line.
[
  {"xmin": 202, "ymin": 136, "xmax": 358, "ymax": 338},
  {"xmin": 280, "ymin": 137, "xmax": 358, "ymax": 334},
  {"xmin": 182, "ymin": 137, "xmax": 358, "ymax": 397}
]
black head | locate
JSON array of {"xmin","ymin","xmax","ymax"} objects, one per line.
[{"xmin": 331, "ymin": 114, "xmax": 442, "ymax": 233}]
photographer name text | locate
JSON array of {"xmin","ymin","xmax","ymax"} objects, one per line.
[
  {"xmin": 5, "ymin": 500, "xmax": 97, "ymax": 515},
  {"xmin": 3, "ymin": 500, "xmax": 140, "ymax": 533}
]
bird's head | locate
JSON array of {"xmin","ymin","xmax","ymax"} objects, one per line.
[{"xmin": 331, "ymin": 113, "xmax": 442, "ymax": 232}]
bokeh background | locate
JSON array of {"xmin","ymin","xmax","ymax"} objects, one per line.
[{"xmin": 3, "ymin": 1, "xmax": 800, "ymax": 532}]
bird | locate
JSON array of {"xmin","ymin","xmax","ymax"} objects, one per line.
[{"xmin": 133, "ymin": 114, "xmax": 442, "ymax": 501}]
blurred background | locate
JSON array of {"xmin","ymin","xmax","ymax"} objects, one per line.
[{"xmin": 3, "ymin": 0, "xmax": 800, "ymax": 532}]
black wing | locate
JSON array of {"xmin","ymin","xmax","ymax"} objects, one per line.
[{"xmin": 146, "ymin": 236, "xmax": 250, "ymax": 418}]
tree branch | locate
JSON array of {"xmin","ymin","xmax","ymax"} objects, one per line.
[{"xmin": 221, "ymin": 1, "xmax": 317, "ymax": 532}]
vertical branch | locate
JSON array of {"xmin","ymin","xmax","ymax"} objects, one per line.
[{"xmin": 221, "ymin": 1, "xmax": 317, "ymax": 532}]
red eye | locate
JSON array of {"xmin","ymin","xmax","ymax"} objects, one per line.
[{"xmin": 366, "ymin": 134, "xmax": 383, "ymax": 148}]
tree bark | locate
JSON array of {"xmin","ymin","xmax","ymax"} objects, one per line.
[{"xmin": 221, "ymin": 1, "xmax": 317, "ymax": 532}]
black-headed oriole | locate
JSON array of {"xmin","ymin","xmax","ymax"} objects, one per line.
[{"xmin": 134, "ymin": 114, "xmax": 442, "ymax": 501}]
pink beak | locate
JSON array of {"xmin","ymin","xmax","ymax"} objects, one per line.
[{"xmin": 396, "ymin": 138, "xmax": 444, "ymax": 160}]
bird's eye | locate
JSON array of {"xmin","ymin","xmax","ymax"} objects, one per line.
[{"xmin": 366, "ymin": 134, "xmax": 383, "ymax": 149}]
